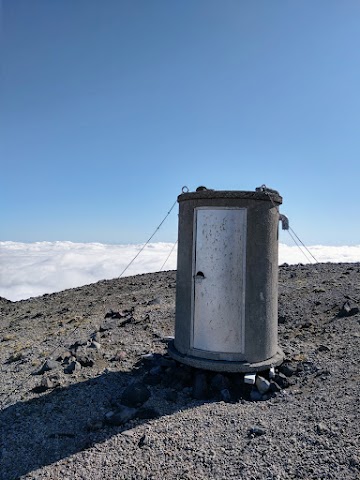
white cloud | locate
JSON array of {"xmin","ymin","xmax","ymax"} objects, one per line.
[
  {"xmin": 0, "ymin": 241, "xmax": 177, "ymax": 302},
  {"xmin": 278, "ymin": 243, "xmax": 360, "ymax": 265},
  {"xmin": 0, "ymin": 241, "xmax": 359, "ymax": 301}
]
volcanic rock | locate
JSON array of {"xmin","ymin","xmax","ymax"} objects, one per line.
[
  {"xmin": 64, "ymin": 361, "xmax": 82, "ymax": 374},
  {"xmin": 105, "ymin": 406, "xmax": 137, "ymax": 426},
  {"xmin": 255, "ymin": 376, "xmax": 271, "ymax": 394},
  {"xmin": 273, "ymin": 373, "xmax": 290, "ymax": 389},
  {"xmin": 121, "ymin": 383, "xmax": 151, "ymax": 407},
  {"xmin": 250, "ymin": 389, "xmax": 263, "ymax": 402},
  {"xmin": 220, "ymin": 388, "xmax": 231, "ymax": 402},
  {"xmin": 210, "ymin": 373, "xmax": 230, "ymax": 392},
  {"xmin": 33, "ymin": 359, "xmax": 60, "ymax": 375},
  {"xmin": 278, "ymin": 362, "xmax": 297, "ymax": 377},
  {"xmin": 192, "ymin": 373, "xmax": 208, "ymax": 400},
  {"xmin": 249, "ymin": 426, "xmax": 266, "ymax": 437},
  {"xmin": 338, "ymin": 301, "xmax": 359, "ymax": 318}
]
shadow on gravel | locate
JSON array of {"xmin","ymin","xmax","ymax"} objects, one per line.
[
  {"xmin": 0, "ymin": 354, "xmax": 255, "ymax": 479},
  {"xmin": 0, "ymin": 366, "xmax": 156, "ymax": 479}
]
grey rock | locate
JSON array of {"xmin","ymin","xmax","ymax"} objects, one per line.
[
  {"xmin": 39, "ymin": 377, "xmax": 52, "ymax": 390},
  {"xmin": 299, "ymin": 361, "xmax": 318, "ymax": 374},
  {"xmin": 301, "ymin": 320, "xmax": 313, "ymax": 329},
  {"xmin": 121, "ymin": 383, "xmax": 151, "ymax": 407},
  {"xmin": 255, "ymin": 376, "xmax": 271, "ymax": 395},
  {"xmin": 243, "ymin": 373, "xmax": 256, "ymax": 385},
  {"xmin": 315, "ymin": 369, "xmax": 331, "ymax": 380},
  {"xmin": 269, "ymin": 367, "xmax": 276, "ymax": 379},
  {"xmin": 105, "ymin": 405, "xmax": 137, "ymax": 426},
  {"xmin": 278, "ymin": 362, "xmax": 297, "ymax": 377},
  {"xmin": 173, "ymin": 366, "xmax": 193, "ymax": 385},
  {"xmin": 162, "ymin": 365, "xmax": 192, "ymax": 390},
  {"xmin": 41, "ymin": 376, "xmax": 60, "ymax": 389},
  {"xmin": 192, "ymin": 373, "xmax": 208, "ymax": 400},
  {"xmin": 33, "ymin": 375, "xmax": 61, "ymax": 393},
  {"xmin": 182, "ymin": 387, "xmax": 192, "ymax": 396},
  {"xmin": 76, "ymin": 354, "xmax": 95, "ymax": 367},
  {"xmin": 269, "ymin": 380, "xmax": 282, "ymax": 393},
  {"xmin": 349, "ymin": 456, "xmax": 360, "ymax": 469},
  {"xmin": 143, "ymin": 373, "xmax": 162, "ymax": 386},
  {"xmin": 90, "ymin": 332, "xmax": 101, "ymax": 343},
  {"xmin": 157, "ymin": 357, "xmax": 176, "ymax": 368},
  {"xmin": 89, "ymin": 340, "xmax": 101, "ymax": 350},
  {"xmin": 136, "ymin": 407, "xmax": 160, "ymax": 420},
  {"xmin": 250, "ymin": 389, "xmax": 263, "ymax": 402},
  {"xmin": 220, "ymin": 388, "xmax": 231, "ymax": 402},
  {"xmin": 44, "ymin": 359, "xmax": 60, "ymax": 370},
  {"xmin": 87, "ymin": 418, "xmax": 104, "ymax": 431},
  {"xmin": 162, "ymin": 335, "xmax": 175, "ymax": 342},
  {"xmin": 338, "ymin": 301, "xmax": 359, "ymax": 317},
  {"xmin": 69, "ymin": 340, "xmax": 87, "ymax": 353},
  {"xmin": 316, "ymin": 422, "xmax": 330, "ymax": 435},
  {"xmin": 165, "ymin": 389, "xmax": 178, "ymax": 402},
  {"xmin": 274, "ymin": 373, "xmax": 290, "ymax": 389},
  {"xmin": 121, "ymin": 428, "xmax": 137, "ymax": 437},
  {"xmin": 99, "ymin": 320, "xmax": 117, "ymax": 332},
  {"xmin": 138, "ymin": 434, "xmax": 148, "ymax": 448},
  {"xmin": 61, "ymin": 354, "xmax": 77, "ymax": 366},
  {"xmin": 111, "ymin": 351, "xmax": 126, "ymax": 362},
  {"xmin": 248, "ymin": 426, "xmax": 266, "ymax": 437},
  {"xmin": 64, "ymin": 360, "xmax": 82, "ymax": 374},
  {"xmin": 149, "ymin": 365, "xmax": 162, "ymax": 376},
  {"xmin": 261, "ymin": 393, "xmax": 272, "ymax": 401},
  {"xmin": 141, "ymin": 353, "xmax": 156, "ymax": 362},
  {"xmin": 104, "ymin": 310, "xmax": 124, "ymax": 319},
  {"xmin": 57, "ymin": 351, "xmax": 72, "ymax": 364},
  {"xmin": 211, "ymin": 373, "xmax": 230, "ymax": 392},
  {"xmin": 148, "ymin": 297, "xmax": 161, "ymax": 305},
  {"xmin": 33, "ymin": 359, "xmax": 60, "ymax": 375}
]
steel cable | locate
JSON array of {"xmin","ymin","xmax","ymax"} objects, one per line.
[
  {"xmin": 118, "ymin": 198, "xmax": 178, "ymax": 278},
  {"xmin": 261, "ymin": 185, "xmax": 319, "ymax": 265},
  {"xmin": 159, "ymin": 240, "xmax": 178, "ymax": 271}
]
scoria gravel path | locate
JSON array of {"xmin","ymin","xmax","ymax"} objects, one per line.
[{"xmin": 0, "ymin": 263, "xmax": 359, "ymax": 480}]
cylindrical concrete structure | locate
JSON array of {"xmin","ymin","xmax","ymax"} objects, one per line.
[{"xmin": 168, "ymin": 188, "xmax": 284, "ymax": 372}]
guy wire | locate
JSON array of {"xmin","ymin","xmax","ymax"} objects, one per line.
[
  {"xmin": 160, "ymin": 240, "xmax": 178, "ymax": 271},
  {"xmin": 118, "ymin": 198, "xmax": 178, "ymax": 278}
]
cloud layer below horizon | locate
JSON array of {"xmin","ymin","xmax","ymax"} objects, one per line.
[{"xmin": 1, "ymin": 241, "xmax": 359, "ymax": 301}]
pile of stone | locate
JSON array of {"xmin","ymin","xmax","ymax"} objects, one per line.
[
  {"xmin": 100, "ymin": 355, "xmax": 302, "ymax": 429},
  {"xmin": 30, "ymin": 308, "xmax": 138, "ymax": 393},
  {"xmin": 31, "ymin": 332, "xmax": 104, "ymax": 392},
  {"xmin": 157, "ymin": 358, "xmax": 296, "ymax": 402},
  {"xmin": 32, "ymin": 342, "xmax": 305, "ymax": 427}
]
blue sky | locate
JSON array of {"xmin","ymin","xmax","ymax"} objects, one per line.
[{"xmin": 2, "ymin": 0, "xmax": 360, "ymax": 246}]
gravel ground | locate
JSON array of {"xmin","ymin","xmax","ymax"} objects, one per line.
[{"xmin": 0, "ymin": 263, "xmax": 359, "ymax": 480}]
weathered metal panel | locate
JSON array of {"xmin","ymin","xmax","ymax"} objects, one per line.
[{"xmin": 192, "ymin": 207, "xmax": 247, "ymax": 353}]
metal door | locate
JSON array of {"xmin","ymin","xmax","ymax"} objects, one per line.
[{"xmin": 192, "ymin": 207, "xmax": 247, "ymax": 353}]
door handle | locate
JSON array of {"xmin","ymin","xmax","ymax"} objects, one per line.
[{"xmin": 195, "ymin": 271, "xmax": 205, "ymax": 280}]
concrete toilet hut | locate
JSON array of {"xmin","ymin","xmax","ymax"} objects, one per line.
[{"xmin": 168, "ymin": 186, "xmax": 284, "ymax": 372}]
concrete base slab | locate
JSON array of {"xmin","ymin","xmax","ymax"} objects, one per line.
[{"xmin": 168, "ymin": 341, "xmax": 284, "ymax": 373}]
